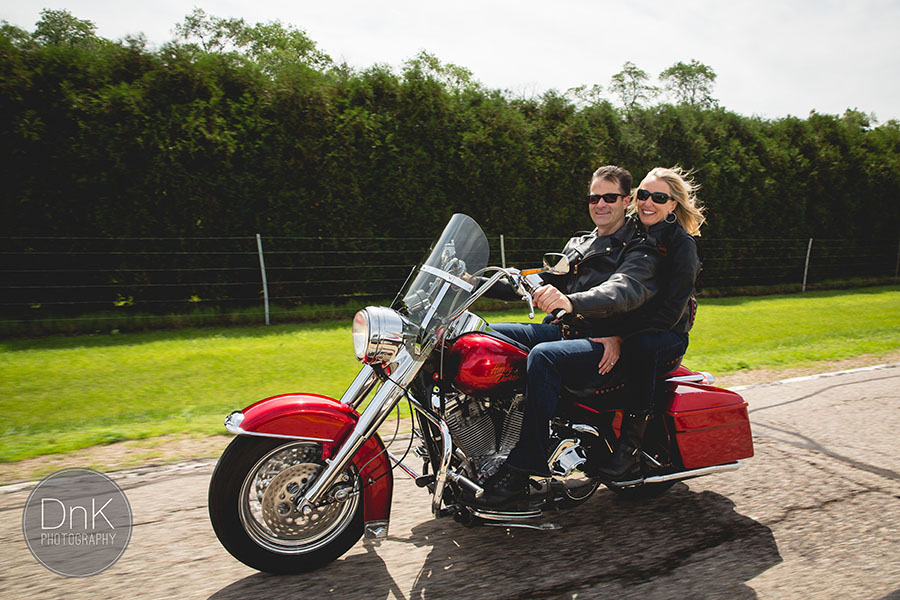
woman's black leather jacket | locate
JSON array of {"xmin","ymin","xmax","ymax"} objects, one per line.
[{"xmin": 612, "ymin": 218, "xmax": 701, "ymax": 337}]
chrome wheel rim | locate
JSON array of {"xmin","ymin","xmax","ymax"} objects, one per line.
[{"xmin": 238, "ymin": 441, "xmax": 360, "ymax": 554}]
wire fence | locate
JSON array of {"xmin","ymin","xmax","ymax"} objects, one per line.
[{"xmin": 2, "ymin": 234, "xmax": 898, "ymax": 328}]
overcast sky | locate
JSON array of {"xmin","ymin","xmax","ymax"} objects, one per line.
[{"xmin": 4, "ymin": 0, "xmax": 899, "ymax": 122}]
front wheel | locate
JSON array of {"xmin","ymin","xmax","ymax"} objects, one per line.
[{"xmin": 208, "ymin": 436, "xmax": 363, "ymax": 574}]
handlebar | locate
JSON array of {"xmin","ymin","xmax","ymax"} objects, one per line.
[
  {"xmin": 445, "ymin": 252, "xmax": 569, "ymax": 326},
  {"xmin": 445, "ymin": 266, "xmax": 558, "ymax": 324}
]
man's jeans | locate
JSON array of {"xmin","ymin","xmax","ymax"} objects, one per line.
[{"xmin": 490, "ymin": 322, "xmax": 616, "ymax": 475}]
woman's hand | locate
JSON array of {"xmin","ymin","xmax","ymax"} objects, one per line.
[
  {"xmin": 533, "ymin": 284, "xmax": 573, "ymax": 315},
  {"xmin": 590, "ymin": 336, "xmax": 622, "ymax": 374}
]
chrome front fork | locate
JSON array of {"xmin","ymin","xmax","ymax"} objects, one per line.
[
  {"xmin": 298, "ymin": 351, "xmax": 421, "ymax": 511},
  {"xmin": 341, "ymin": 365, "xmax": 380, "ymax": 411}
]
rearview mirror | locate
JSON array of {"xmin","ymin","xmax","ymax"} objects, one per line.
[{"xmin": 542, "ymin": 253, "xmax": 569, "ymax": 275}]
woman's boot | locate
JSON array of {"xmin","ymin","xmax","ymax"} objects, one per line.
[{"xmin": 590, "ymin": 411, "xmax": 650, "ymax": 481}]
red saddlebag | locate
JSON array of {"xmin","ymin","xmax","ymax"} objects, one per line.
[{"xmin": 665, "ymin": 382, "xmax": 754, "ymax": 470}]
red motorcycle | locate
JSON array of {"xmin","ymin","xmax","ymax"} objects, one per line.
[{"xmin": 208, "ymin": 214, "xmax": 753, "ymax": 574}]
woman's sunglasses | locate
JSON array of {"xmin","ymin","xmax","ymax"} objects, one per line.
[
  {"xmin": 586, "ymin": 193, "xmax": 627, "ymax": 204},
  {"xmin": 636, "ymin": 189, "xmax": 673, "ymax": 204}
]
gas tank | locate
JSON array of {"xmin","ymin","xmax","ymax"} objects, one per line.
[{"xmin": 447, "ymin": 332, "xmax": 527, "ymax": 396}]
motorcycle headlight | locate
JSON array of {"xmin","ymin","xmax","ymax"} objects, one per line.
[{"xmin": 352, "ymin": 306, "xmax": 407, "ymax": 365}]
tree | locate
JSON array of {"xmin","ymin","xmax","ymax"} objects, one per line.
[
  {"xmin": 173, "ymin": 8, "xmax": 243, "ymax": 53},
  {"xmin": 566, "ymin": 83, "xmax": 605, "ymax": 108},
  {"xmin": 660, "ymin": 59, "xmax": 717, "ymax": 107},
  {"xmin": 239, "ymin": 21, "xmax": 332, "ymax": 73},
  {"xmin": 173, "ymin": 9, "xmax": 332, "ymax": 74},
  {"xmin": 402, "ymin": 50, "xmax": 478, "ymax": 93},
  {"xmin": 32, "ymin": 9, "xmax": 97, "ymax": 46},
  {"xmin": 0, "ymin": 21, "xmax": 32, "ymax": 48},
  {"xmin": 609, "ymin": 62, "xmax": 658, "ymax": 110}
]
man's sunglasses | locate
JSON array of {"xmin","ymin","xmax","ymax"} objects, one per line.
[
  {"xmin": 587, "ymin": 193, "xmax": 627, "ymax": 204},
  {"xmin": 636, "ymin": 189, "xmax": 674, "ymax": 204}
]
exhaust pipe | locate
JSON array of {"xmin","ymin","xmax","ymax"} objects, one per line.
[{"xmin": 611, "ymin": 461, "xmax": 742, "ymax": 488}]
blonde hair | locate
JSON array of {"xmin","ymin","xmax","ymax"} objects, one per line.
[{"xmin": 632, "ymin": 166, "xmax": 707, "ymax": 236}]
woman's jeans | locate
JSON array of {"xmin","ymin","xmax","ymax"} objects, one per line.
[
  {"xmin": 620, "ymin": 330, "xmax": 689, "ymax": 413},
  {"xmin": 489, "ymin": 322, "xmax": 616, "ymax": 475}
]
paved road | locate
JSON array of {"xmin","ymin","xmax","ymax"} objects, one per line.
[{"xmin": 2, "ymin": 364, "xmax": 899, "ymax": 599}]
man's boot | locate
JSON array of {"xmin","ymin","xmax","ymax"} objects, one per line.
[
  {"xmin": 477, "ymin": 462, "xmax": 533, "ymax": 506},
  {"xmin": 589, "ymin": 411, "xmax": 650, "ymax": 481}
]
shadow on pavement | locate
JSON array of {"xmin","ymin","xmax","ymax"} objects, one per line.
[
  {"xmin": 208, "ymin": 545, "xmax": 401, "ymax": 600},
  {"xmin": 209, "ymin": 485, "xmax": 781, "ymax": 600}
]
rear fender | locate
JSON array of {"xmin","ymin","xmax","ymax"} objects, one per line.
[{"xmin": 226, "ymin": 393, "xmax": 393, "ymax": 524}]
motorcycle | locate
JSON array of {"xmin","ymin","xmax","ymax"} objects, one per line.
[{"xmin": 208, "ymin": 213, "xmax": 754, "ymax": 574}]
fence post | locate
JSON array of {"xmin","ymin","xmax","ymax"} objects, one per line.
[
  {"xmin": 802, "ymin": 238, "xmax": 813, "ymax": 292},
  {"xmin": 500, "ymin": 234, "xmax": 506, "ymax": 269},
  {"xmin": 256, "ymin": 234, "xmax": 270, "ymax": 325},
  {"xmin": 895, "ymin": 234, "xmax": 900, "ymax": 281}
]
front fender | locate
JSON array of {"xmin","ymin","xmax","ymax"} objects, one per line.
[{"xmin": 225, "ymin": 393, "xmax": 393, "ymax": 525}]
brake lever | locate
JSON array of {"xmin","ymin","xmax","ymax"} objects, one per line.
[
  {"xmin": 521, "ymin": 272, "xmax": 549, "ymax": 320},
  {"xmin": 508, "ymin": 271, "xmax": 536, "ymax": 320},
  {"xmin": 521, "ymin": 272, "xmax": 568, "ymax": 322}
]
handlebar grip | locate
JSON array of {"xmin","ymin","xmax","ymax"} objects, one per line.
[{"xmin": 551, "ymin": 308, "xmax": 567, "ymax": 320}]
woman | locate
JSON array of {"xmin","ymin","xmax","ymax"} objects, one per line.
[{"xmin": 588, "ymin": 166, "xmax": 705, "ymax": 481}]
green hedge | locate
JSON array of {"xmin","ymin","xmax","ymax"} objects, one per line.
[{"xmin": 2, "ymin": 14, "xmax": 900, "ymax": 319}]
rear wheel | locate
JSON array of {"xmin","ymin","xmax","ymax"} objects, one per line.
[
  {"xmin": 208, "ymin": 436, "xmax": 363, "ymax": 574},
  {"xmin": 561, "ymin": 470, "xmax": 600, "ymax": 504},
  {"xmin": 549, "ymin": 440, "xmax": 600, "ymax": 505}
]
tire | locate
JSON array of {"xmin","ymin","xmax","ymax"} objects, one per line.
[
  {"xmin": 607, "ymin": 480, "xmax": 676, "ymax": 500},
  {"xmin": 208, "ymin": 436, "xmax": 364, "ymax": 574}
]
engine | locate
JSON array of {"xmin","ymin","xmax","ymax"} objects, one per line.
[{"xmin": 443, "ymin": 392, "xmax": 526, "ymax": 479}]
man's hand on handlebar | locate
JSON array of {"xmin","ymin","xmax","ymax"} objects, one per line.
[{"xmin": 533, "ymin": 284, "xmax": 573, "ymax": 316}]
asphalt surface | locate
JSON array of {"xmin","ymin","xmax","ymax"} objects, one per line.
[{"xmin": 2, "ymin": 364, "xmax": 899, "ymax": 599}]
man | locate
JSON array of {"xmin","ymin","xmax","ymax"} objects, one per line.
[{"xmin": 481, "ymin": 165, "xmax": 660, "ymax": 504}]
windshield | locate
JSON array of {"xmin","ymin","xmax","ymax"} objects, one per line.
[{"xmin": 393, "ymin": 214, "xmax": 490, "ymax": 341}]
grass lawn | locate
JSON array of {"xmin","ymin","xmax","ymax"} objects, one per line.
[{"xmin": 1, "ymin": 286, "xmax": 898, "ymax": 462}]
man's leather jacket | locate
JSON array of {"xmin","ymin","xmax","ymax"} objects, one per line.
[{"xmin": 488, "ymin": 216, "xmax": 660, "ymax": 338}]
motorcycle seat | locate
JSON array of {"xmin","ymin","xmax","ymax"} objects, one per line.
[{"xmin": 561, "ymin": 356, "xmax": 684, "ymax": 404}]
